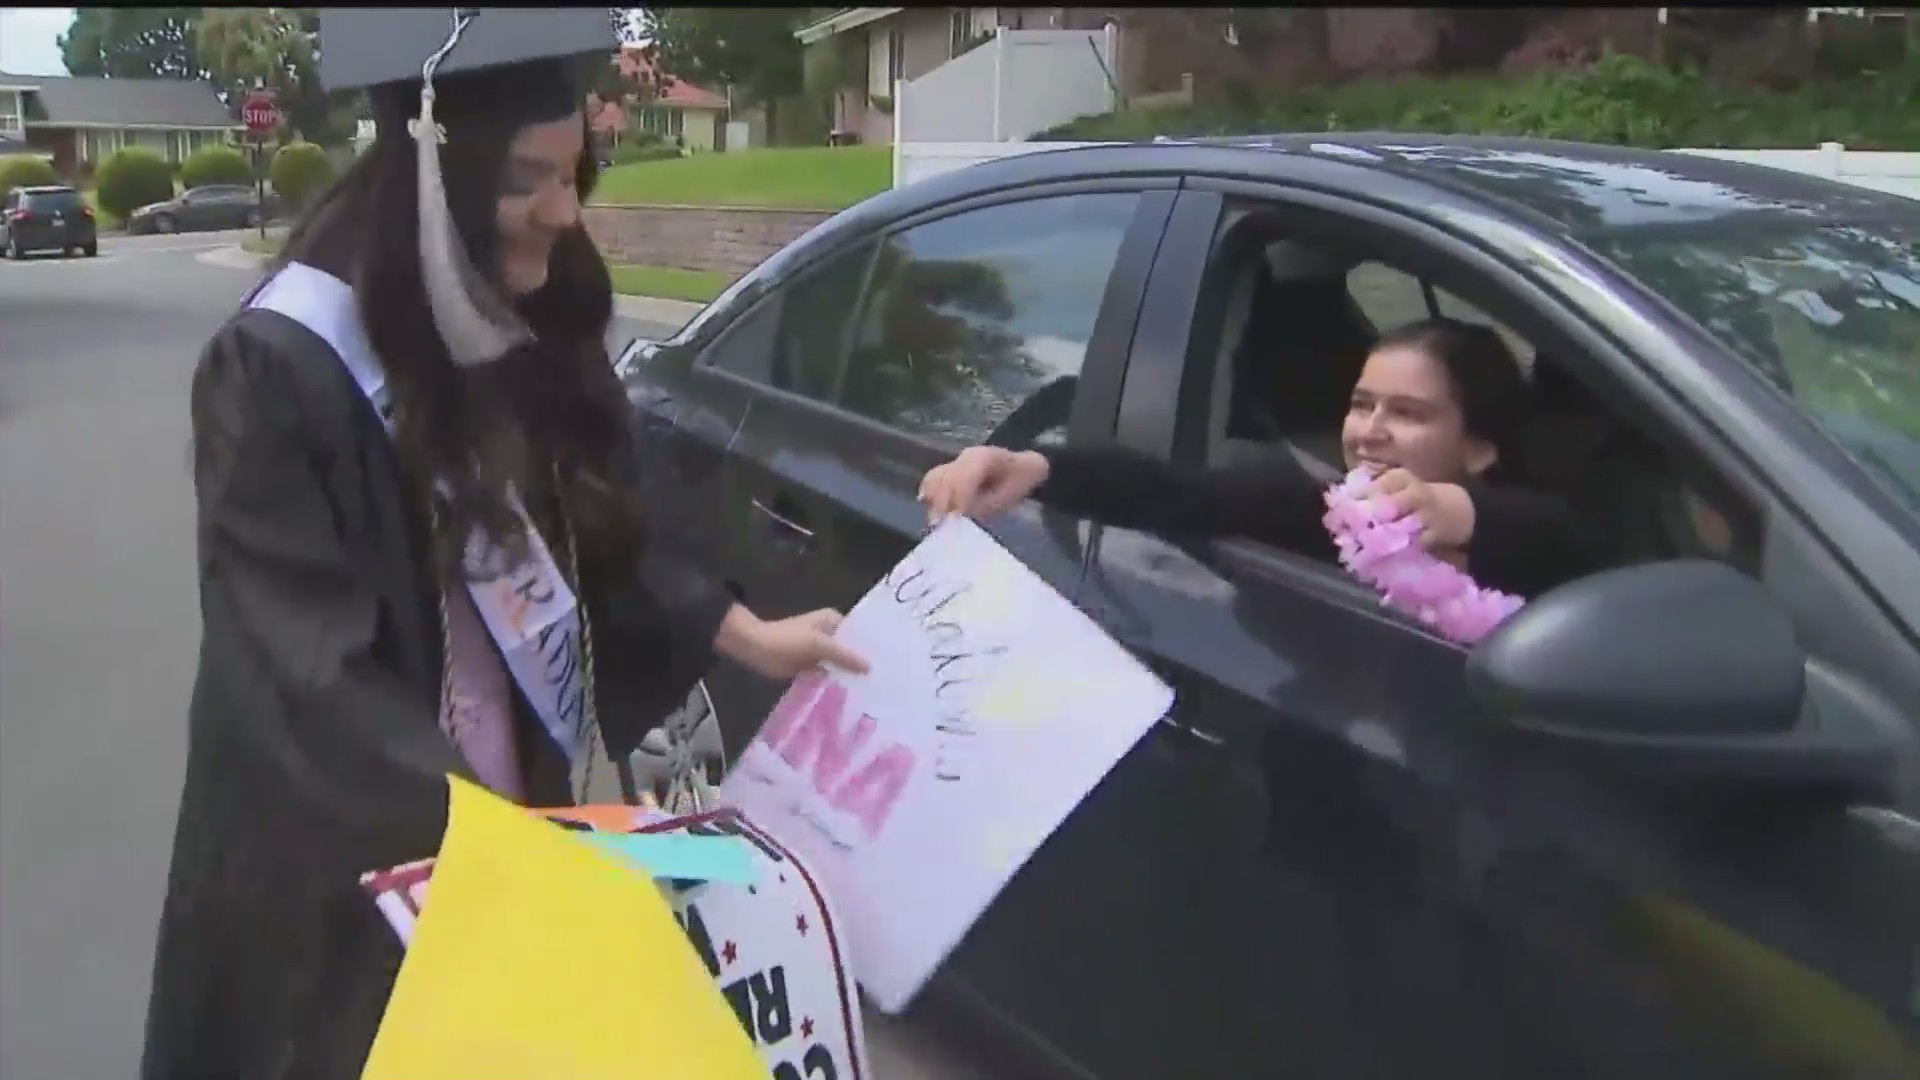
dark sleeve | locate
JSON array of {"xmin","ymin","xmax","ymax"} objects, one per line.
[
  {"xmin": 190, "ymin": 321, "xmax": 467, "ymax": 875},
  {"xmin": 1035, "ymin": 444, "xmax": 1338, "ymax": 560},
  {"xmin": 584, "ymin": 371, "xmax": 737, "ymax": 758},
  {"xmin": 1459, "ymin": 478, "xmax": 1604, "ymax": 600}
]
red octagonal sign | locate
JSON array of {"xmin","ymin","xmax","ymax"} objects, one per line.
[{"xmin": 242, "ymin": 91, "xmax": 280, "ymax": 136}]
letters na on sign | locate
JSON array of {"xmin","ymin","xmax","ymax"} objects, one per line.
[{"xmin": 722, "ymin": 516, "xmax": 1175, "ymax": 1014}]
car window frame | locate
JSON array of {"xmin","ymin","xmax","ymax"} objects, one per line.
[
  {"xmin": 688, "ymin": 178, "xmax": 1178, "ymax": 459},
  {"xmin": 1122, "ymin": 179, "xmax": 1789, "ymax": 643}
]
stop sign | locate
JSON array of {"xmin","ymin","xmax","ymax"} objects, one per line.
[{"xmin": 242, "ymin": 90, "xmax": 280, "ymax": 136}]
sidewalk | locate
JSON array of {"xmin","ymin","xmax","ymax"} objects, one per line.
[{"xmin": 197, "ymin": 246, "xmax": 707, "ymax": 329}]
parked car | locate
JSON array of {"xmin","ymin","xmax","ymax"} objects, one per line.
[
  {"xmin": 125, "ymin": 184, "xmax": 274, "ymax": 235},
  {"xmin": 617, "ymin": 135, "xmax": 1920, "ymax": 1080},
  {"xmin": 1, "ymin": 184, "xmax": 98, "ymax": 258}
]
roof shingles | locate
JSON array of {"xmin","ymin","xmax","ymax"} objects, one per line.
[{"xmin": 0, "ymin": 72, "xmax": 237, "ymax": 129}]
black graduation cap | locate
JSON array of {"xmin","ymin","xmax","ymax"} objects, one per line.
[
  {"xmin": 320, "ymin": 8, "xmax": 613, "ymax": 135},
  {"xmin": 314, "ymin": 8, "xmax": 616, "ymax": 367}
]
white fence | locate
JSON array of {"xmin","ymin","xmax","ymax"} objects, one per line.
[
  {"xmin": 894, "ymin": 139, "xmax": 1920, "ymax": 202},
  {"xmin": 891, "ymin": 26, "xmax": 1118, "ymax": 181}
]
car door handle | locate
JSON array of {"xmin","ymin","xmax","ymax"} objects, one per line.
[{"xmin": 750, "ymin": 498, "xmax": 815, "ymax": 541}]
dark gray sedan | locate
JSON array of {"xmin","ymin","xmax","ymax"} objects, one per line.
[
  {"xmin": 125, "ymin": 184, "xmax": 272, "ymax": 235},
  {"xmin": 620, "ymin": 135, "xmax": 1920, "ymax": 1080}
]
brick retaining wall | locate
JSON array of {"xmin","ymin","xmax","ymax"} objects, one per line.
[{"xmin": 583, "ymin": 204, "xmax": 834, "ymax": 277}]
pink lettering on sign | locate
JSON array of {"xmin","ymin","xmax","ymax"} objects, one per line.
[{"xmin": 756, "ymin": 669, "xmax": 916, "ymax": 840}]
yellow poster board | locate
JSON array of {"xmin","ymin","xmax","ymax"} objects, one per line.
[{"xmin": 361, "ymin": 776, "xmax": 764, "ymax": 1080}]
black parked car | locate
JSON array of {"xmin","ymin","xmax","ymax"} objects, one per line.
[
  {"xmin": 617, "ymin": 136, "xmax": 1920, "ymax": 1080},
  {"xmin": 1, "ymin": 184, "xmax": 97, "ymax": 258},
  {"xmin": 125, "ymin": 184, "xmax": 272, "ymax": 235}
]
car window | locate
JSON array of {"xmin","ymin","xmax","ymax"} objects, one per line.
[
  {"xmin": 1348, "ymin": 262, "xmax": 1534, "ymax": 367},
  {"xmin": 21, "ymin": 189, "xmax": 84, "ymax": 213},
  {"xmin": 838, "ymin": 192, "xmax": 1140, "ymax": 448},
  {"xmin": 704, "ymin": 241, "xmax": 877, "ymax": 396}
]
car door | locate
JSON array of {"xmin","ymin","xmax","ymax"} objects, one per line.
[
  {"xmin": 1, "ymin": 189, "xmax": 15, "ymax": 246},
  {"xmin": 1096, "ymin": 181, "xmax": 1920, "ymax": 1080}
]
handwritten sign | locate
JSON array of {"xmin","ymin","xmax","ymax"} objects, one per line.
[
  {"xmin": 722, "ymin": 516, "xmax": 1174, "ymax": 1013},
  {"xmin": 360, "ymin": 802, "xmax": 868, "ymax": 1080}
]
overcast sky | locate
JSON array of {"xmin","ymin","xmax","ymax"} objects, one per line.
[{"xmin": 0, "ymin": 7, "xmax": 73, "ymax": 76}]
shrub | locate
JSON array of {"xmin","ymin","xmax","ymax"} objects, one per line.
[
  {"xmin": 269, "ymin": 141, "xmax": 334, "ymax": 212},
  {"xmin": 0, "ymin": 154, "xmax": 59, "ymax": 195},
  {"xmin": 610, "ymin": 142, "xmax": 682, "ymax": 166},
  {"xmin": 179, "ymin": 144, "xmax": 254, "ymax": 190},
  {"xmin": 94, "ymin": 147, "xmax": 175, "ymax": 219},
  {"xmin": 1036, "ymin": 59, "xmax": 1916, "ymax": 151}
]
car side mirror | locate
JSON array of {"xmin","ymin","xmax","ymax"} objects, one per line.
[{"xmin": 1467, "ymin": 561, "xmax": 1891, "ymax": 795}]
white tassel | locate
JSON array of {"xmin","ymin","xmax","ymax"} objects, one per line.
[{"xmin": 414, "ymin": 83, "xmax": 535, "ymax": 367}]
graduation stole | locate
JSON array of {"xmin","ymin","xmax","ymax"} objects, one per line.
[{"xmin": 248, "ymin": 262, "xmax": 594, "ymax": 766}]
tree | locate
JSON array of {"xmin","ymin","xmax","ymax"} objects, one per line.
[
  {"xmin": 60, "ymin": 8, "xmax": 203, "ymax": 79},
  {"xmin": 639, "ymin": 8, "xmax": 804, "ymax": 109},
  {"xmin": 195, "ymin": 8, "xmax": 340, "ymax": 145}
]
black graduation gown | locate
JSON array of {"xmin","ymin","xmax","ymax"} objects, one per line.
[
  {"xmin": 139, "ymin": 308, "xmax": 735, "ymax": 1080},
  {"xmin": 1036, "ymin": 444, "xmax": 1601, "ymax": 600}
]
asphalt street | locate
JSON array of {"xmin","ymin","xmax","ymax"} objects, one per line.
[{"xmin": 0, "ymin": 230, "xmax": 993, "ymax": 1079}]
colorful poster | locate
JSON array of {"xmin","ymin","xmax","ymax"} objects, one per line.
[
  {"xmin": 359, "ymin": 777, "xmax": 764, "ymax": 1080},
  {"xmin": 720, "ymin": 516, "xmax": 1175, "ymax": 1013},
  {"xmin": 361, "ymin": 801, "xmax": 868, "ymax": 1080}
]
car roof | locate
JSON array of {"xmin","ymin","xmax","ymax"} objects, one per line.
[
  {"xmin": 19, "ymin": 185, "xmax": 78, "ymax": 194},
  {"xmin": 839, "ymin": 133, "xmax": 1911, "ymax": 248}
]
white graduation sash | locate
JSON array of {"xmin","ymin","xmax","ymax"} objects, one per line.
[{"xmin": 248, "ymin": 262, "xmax": 592, "ymax": 765}]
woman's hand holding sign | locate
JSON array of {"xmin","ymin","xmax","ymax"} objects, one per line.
[
  {"xmin": 918, "ymin": 446, "xmax": 1052, "ymax": 524},
  {"xmin": 717, "ymin": 606, "xmax": 870, "ymax": 681}
]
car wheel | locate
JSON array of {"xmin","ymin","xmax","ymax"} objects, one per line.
[
  {"xmin": 83, "ymin": 242, "xmax": 99, "ymax": 258},
  {"xmin": 153, "ymin": 214, "xmax": 176, "ymax": 234},
  {"xmin": 244, "ymin": 208, "xmax": 262, "ymax": 228}
]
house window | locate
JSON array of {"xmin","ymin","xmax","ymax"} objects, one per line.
[
  {"xmin": 636, "ymin": 105, "xmax": 684, "ymax": 138},
  {"xmin": 887, "ymin": 28, "xmax": 905, "ymax": 85},
  {"xmin": 82, "ymin": 129, "xmax": 123, "ymax": 163},
  {"xmin": 950, "ymin": 11, "xmax": 971, "ymax": 57},
  {"xmin": 0, "ymin": 92, "xmax": 22, "ymax": 138}
]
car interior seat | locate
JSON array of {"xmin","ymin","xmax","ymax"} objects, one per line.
[
  {"xmin": 1217, "ymin": 240, "xmax": 1377, "ymax": 481},
  {"xmin": 1520, "ymin": 356, "xmax": 1684, "ymax": 567}
]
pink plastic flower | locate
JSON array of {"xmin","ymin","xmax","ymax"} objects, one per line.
[{"xmin": 1321, "ymin": 468, "xmax": 1525, "ymax": 644}]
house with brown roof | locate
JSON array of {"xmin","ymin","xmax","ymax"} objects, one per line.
[
  {"xmin": 0, "ymin": 71, "xmax": 241, "ymax": 177},
  {"xmin": 590, "ymin": 48, "xmax": 729, "ymax": 152}
]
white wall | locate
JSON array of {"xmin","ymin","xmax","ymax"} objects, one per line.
[
  {"xmin": 893, "ymin": 26, "xmax": 1117, "ymax": 146},
  {"xmin": 894, "ymin": 139, "xmax": 1920, "ymax": 202}
]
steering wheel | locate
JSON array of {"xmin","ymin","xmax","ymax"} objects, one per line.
[{"xmin": 986, "ymin": 376, "xmax": 1078, "ymax": 450}]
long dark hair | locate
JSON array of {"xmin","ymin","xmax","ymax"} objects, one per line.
[
  {"xmin": 1373, "ymin": 317, "xmax": 1533, "ymax": 482},
  {"xmin": 265, "ymin": 107, "xmax": 645, "ymax": 581}
]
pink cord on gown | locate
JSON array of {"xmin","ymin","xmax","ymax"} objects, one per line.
[{"xmin": 1321, "ymin": 468, "xmax": 1526, "ymax": 645}]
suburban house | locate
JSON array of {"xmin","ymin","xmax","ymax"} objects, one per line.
[
  {"xmin": 0, "ymin": 71, "xmax": 241, "ymax": 177},
  {"xmin": 795, "ymin": 7, "xmax": 1156, "ymax": 146},
  {"xmin": 590, "ymin": 48, "xmax": 729, "ymax": 152}
]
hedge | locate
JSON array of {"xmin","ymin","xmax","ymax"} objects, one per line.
[
  {"xmin": 94, "ymin": 147, "xmax": 175, "ymax": 220},
  {"xmin": 609, "ymin": 142, "xmax": 683, "ymax": 166},
  {"xmin": 0, "ymin": 154, "xmax": 59, "ymax": 194},
  {"xmin": 1036, "ymin": 55, "xmax": 1917, "ymax": 151},
  {"xmin": 269, "ymin": 142, "xmax": 334, "ymax": 212},
  {"xmin": 179, "ymin": 144, "xmax": 255, "ymax": 190}
]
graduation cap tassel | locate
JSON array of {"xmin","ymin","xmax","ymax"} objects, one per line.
[{"xmin": 412, "ymin": 9, "xmax": 535, "ymax": 367}]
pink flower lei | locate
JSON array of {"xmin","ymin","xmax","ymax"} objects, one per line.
[{"xmin": 1321, "ymin": 467, "xmax": 1525, "ymax": 645}]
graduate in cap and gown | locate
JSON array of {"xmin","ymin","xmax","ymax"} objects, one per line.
[{"xmin": 139, "ymin": 10, "xmax": 866, "ymax": 1078}]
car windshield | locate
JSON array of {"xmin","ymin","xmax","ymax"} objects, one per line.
[
  {"xmin": 23, "ymin": 189, "xmax": 83, "ymax": 212},
  {"xmin": 1586, "ymin": 212, "xmax": 1920, "ymax": 514}
]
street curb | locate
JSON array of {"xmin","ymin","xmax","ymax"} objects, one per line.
[
  {"xmin": 197, "ymin": 246, "xmax": 271, "ymax": 271},
  {"xmin": 197, "ymin": 246, "xmax": 705, "ymax": 327},
  {"xmin": 613, "ymin": 294, "xmax": 705, "ymax": 326}
]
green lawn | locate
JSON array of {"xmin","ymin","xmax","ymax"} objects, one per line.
[
  {"xmin": 594, "ymin": 146, "xmax": 890, "ymax": 210},
  {"xmin": 605, "ymin": 263, "xmax": 733, "ymax": 303}
]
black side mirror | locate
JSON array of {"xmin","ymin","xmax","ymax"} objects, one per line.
[{"xmin": 1467, "ymin": 561, "xmax": 1892, "ymax": 795}]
